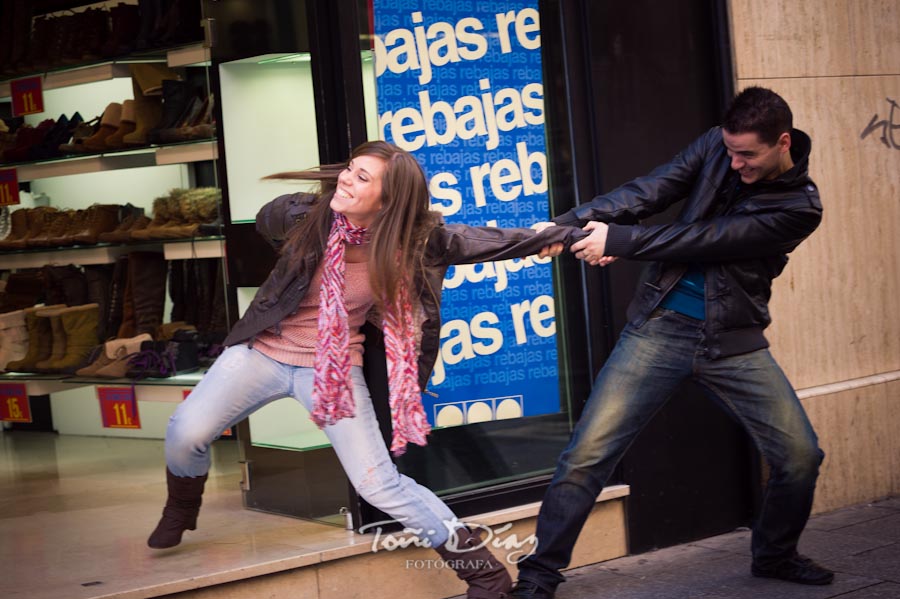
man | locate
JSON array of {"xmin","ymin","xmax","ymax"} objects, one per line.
[{"xmin": 512, "ymin": 87, "xmax": 831, "ymax": 598}]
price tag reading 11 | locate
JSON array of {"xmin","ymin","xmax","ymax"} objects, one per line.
[
  {"xmin": 98, "ymin": 387, "xmax": 141, "ymax": 429},
  {"xmin": 0, "ymin": 383, "xmax": 32, "ymax": 423},
  {"xmin": 10, "ymin": 76, "xmax": 44, "ymax": 117},
  {"xmin": 0, "ymin": 169, "xmax": 19, "ymax": 207}
]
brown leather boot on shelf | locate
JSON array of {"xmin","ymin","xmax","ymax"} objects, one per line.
[
  {"xmin": 0, "ymin": 209, "xmax": 29, "ymax": 250},
  {"xmin": 68, "ymin": 204, "xmax": 121, "ymax": 245},
  {"xmin": 130, "ymin": 193, "xmax": 181, "ymax": 240},
  {"xmin": 29, "ymin": 209, "xmax": 76, "ymax": 247},
  {"xmin": 47, "ymin": 209, "xmax": 86, "ymax": 247},
  {"xmin": 1, "ymin": 207, "xmax": 58, "ymax": 250},
  {"xmin": 129, "ymin": 252, "xmax": 168, "ymax": 337},
  {"xmin": 46, "ymin": 304, "xmax": 100, "ymax": 373},
  {"xmin": 82, "ymin": 102, "xmax": 123, "ymax": 153},
  {"xmin": 100, "ymin": 212, "xmax": 151, "ymax": 243},
  {"xmin": 148, "ymin": 469, "xmax": 208, "ymax": 549},
  {"xmin": 33, "ymin": 307, "xmax": 68, "ymax": 372},
  {"xmin": 116, "ymin": 270, "xmax": 135, "ymax": 339},
  {"xmin": 104, "ymin": 99, "xmax": 136, "ymax": 150},
  {"xmin": 82, "ymin": 333, "xmax": 153, "ymax": 378}
]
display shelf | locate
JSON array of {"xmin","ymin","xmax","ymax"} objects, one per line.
[
  {"xmin": 63, "ymin": 369, "xmax": 207, "ymax": 402},
  {"xmin": 168, "ymin": 43, "xmax": 210, "ymax": 68},
  {"xmin": 0, "ymin": 372, "xmax": 93, "ymax": 395},
  {"xmin": 0, "ymin": 62, "xmax": 132, "ymax": 99},
  {"xmin": 6, "ymin": 140, "xmax": 218, "ymax": 182},
  {"xmin": 155, "ymin": 140, "xmax": 218, "ymax": 165},
  {"xmin": 0, "ymin": 44, "xmax": 208, "ymax": 99},
  {"xmin": 0, "ymin": 243, "xmax": 132, "ymax": 270},
  {"xmin": 0, "ymin": 236, "xmax": 224, "ymax": 270},
  {"xmin": 163, "ymin": 236, "xmax": 225, "ymax": 260}
]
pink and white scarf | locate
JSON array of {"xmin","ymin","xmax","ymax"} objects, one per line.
[{"xmin": 311, "ymin": 212, "xmax": 430, "ymax": 455}]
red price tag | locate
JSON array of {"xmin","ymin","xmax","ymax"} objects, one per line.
[
  {"xmin": 98, "ymin": 387, "xmax": 141, "ymax": 429},
  {"xmin": 182, "ymin": 389, "xmax": 231, "ymax": 437},
  {"xmin": 0, "ymin": 169, "xmax": 19, "ymax": 207},
  {"xmin": 10, "ymin": 76, "xmax": 44, "ymax": 117},
  {"xmin": 0, "ymin": 383, "xmax": 32, "ymax": 423}
]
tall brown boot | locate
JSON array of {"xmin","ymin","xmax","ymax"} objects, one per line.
[
  {"xmin": 34, "ymin": 307, "xmax": 68, "ymax": 372},
  {"xmin": 435, "ymin": 527, "xmax": 513, "ymax": 599},
  {"xmin": 148, "ymin": 468, "xmax": 208, "ymax": 549},
  {"xmin": 128, "ymin": 252, "xmax": 167, "ymax": 336}
]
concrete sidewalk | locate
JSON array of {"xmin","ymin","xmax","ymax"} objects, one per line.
[{"xmin": 509, "ymin": 496, "xmax": 900, "ymax": 598}]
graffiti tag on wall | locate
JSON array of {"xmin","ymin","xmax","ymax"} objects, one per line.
[{"xmin": 860, "ymin": 97, "xmax": 900, "ymax": 150}]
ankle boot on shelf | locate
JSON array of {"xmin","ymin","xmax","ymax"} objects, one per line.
[
  {"xmin": 130, "ymin": 192, "xmax": 181, "ymax": 240},
  {"xmin": 47, "ymin": 303, "xmax": 100, "ymax": 373},
  {"xmin": 5, "ymin": 207, "xmax": 59, "ymax": 250},
  {"xmin": 0, "ymin": 309, "xmax": 30, "ymax": 371},
  {"xmin": 5, "ymin": 305, "xmax": 66, "ymax": 373},
  {"xmin": 29, "ymin": 209, "xmax": 76, "ymax": 247},
  {"xmin": 434, "ymin": 527, "xmax": 513, "ymax": 599},
  {"xmin": 148, "ymin": 468, "xmax": 208, "ymax": 549},
  {"xmin": 104, "ymin": 100, "xmax": 136, "ymax": 150},
  {"xmin": 82, "ymin": 102, "xmax": 123, "ymax": 153},
  {"xmin": 98, "ymin": 204, "xmax": 148, "ymax": 243},
  {"xmin": 34, "ymin": 307, "xmax": 69, "ymax": 372},
  {"xmin": 78, "ymin": 332, "xmax": 153, "ymax": 378},
  {"xmin": 69, "ymin": 204, "xmax": 122, "ymax": 245},
  {"xmin": 0, "ymin": 209, "xmax": 28, "ymax": 249}
]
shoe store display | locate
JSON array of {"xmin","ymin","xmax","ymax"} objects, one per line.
[{"xmin": 0, "ymin": 0, "xmax": 222, "ymax": 441}]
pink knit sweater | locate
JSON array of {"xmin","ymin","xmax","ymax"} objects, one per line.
[{"xmin": 253, "ymin": 261, "xmax": 373, "ymax": 367}]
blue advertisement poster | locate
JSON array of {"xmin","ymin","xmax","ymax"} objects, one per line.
[{"xmin": 372, "ymin": 1, "xmax": 559, "ymax": 427}]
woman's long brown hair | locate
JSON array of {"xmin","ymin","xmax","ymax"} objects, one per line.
[{"xmin": 265, "ymin": 141, "xmax": 439, "ymax": 310}]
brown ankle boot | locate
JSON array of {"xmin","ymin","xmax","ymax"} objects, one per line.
[
  {"xmin": 148, "ymin": 468, "xmax": 208, "ymax": 549},
  {"xmin": 435, "ymin": 527, "xmax": 513, "ymax": 599}
]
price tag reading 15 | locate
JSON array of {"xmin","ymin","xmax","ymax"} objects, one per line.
[{"xmin": 0, "ymin": 383, "xmax": 31, "ymax": 423}]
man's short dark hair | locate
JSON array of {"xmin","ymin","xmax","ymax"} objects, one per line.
[{"xmin": 723, "ymin": 86, "xmax": 793, "ymax": 146}]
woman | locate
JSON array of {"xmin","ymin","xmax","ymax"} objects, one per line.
[{"xmin": 148, "ymin": 141, "xmax": 583, "ymax": 598}]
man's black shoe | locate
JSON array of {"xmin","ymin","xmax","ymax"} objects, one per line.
[
  {"xmin": 510, "ymin": 580, "xmax": 555, "ymax": 598},
  {"xmin": 751, "ymin": 554, "xmax": 834, "ymax": 585}
]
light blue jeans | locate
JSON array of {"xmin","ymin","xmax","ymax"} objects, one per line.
[{"xmin": 165, "ymin": 344, "xmax": 458, "ymax": 546}]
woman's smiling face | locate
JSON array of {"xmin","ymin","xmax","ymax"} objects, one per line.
[{"xmin": 330, "ymin": 155, "xmax": 387, "ymax": 228}]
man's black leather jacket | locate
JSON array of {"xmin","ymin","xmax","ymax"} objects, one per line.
[
  {"xmin": 553, "ymin": 127, "xmax": 822, "ymax": 359},
  {"xmin": 224, "ymin": 193, "xmax": 584, "ymax": 390}
]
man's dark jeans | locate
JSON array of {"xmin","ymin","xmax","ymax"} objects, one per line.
[{"xmin": 517, "ymin": 309, "xmax": 824, "ymax": 592}]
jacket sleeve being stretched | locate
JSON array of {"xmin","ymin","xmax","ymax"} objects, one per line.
[
  {"xmin": 604, "ymin": 195, "xmax": 822, "ymax": 262},
  {"xmin": 552, "ymin": 128, "xmax": 720, "ymax": 227},
  {"xmin": 426, "ymin": 223, "xmax": 587, "ymax": 266}
]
